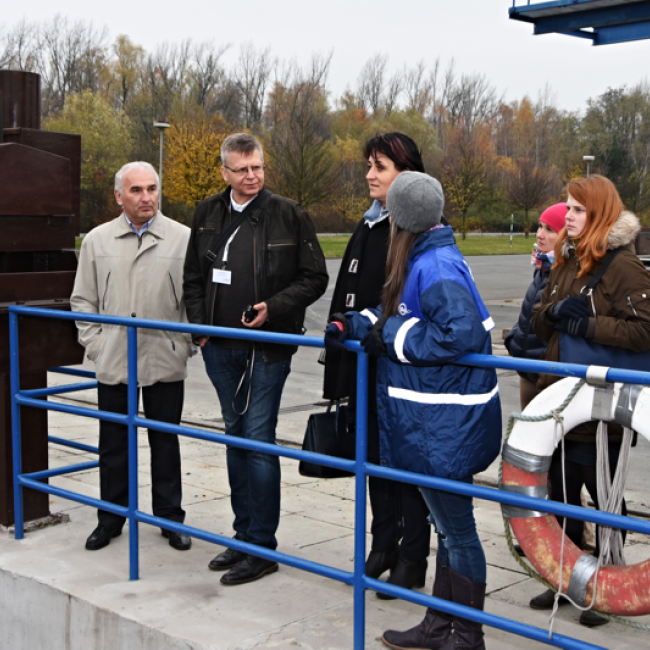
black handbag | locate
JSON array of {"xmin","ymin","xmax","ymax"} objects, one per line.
[
  {"xmin": 559, "ymin": 248, "xmax": 650, "ymax": 372},
  {"xmin": 298, "ymin": 401, "xmax": 355, "ymax": 478}
]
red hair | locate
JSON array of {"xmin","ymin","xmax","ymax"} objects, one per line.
[{"xmin": 554, "ymin": 175, "xmax": 624, "ymax": 278}]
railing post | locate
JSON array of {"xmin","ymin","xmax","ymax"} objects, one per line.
[
  {"xmin": 9, "ymin": 311, "xmax": 24, "ymax": 540},
  {"xmin": 353, "ymin": 350, "xmax": 369, "ymax": 650},
  {"xmin": 127, "ymin": 324, "xmax": 139, "ymax": 580}
]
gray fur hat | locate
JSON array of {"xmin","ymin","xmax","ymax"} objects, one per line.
[{"xmin": 386, "ymin": 172, "xmax": 445, "ymax": 233}]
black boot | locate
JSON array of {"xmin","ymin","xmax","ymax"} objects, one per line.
[
  {"xmin": 438, "ymin": 568, "xmax": 486, "ymax": 650},
  {"xmin": 366, "ymin": 548, "xmax": 398, "ymax": 579},
  {"xmin": 377, "ymin": 556, "xmax": 428, "ymax": 600},
  {"xmin": 381, "ymin": 556, "xmax": 452, "ymax": 650}
]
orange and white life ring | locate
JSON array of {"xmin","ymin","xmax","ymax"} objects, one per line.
[{"xmin": 501, "ymin": 377, "xmax": 650, "ymax": 616}]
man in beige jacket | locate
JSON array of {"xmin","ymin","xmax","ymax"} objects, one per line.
[{"xmin": 71, "ymin": 161, "xmax": 193, "ymax": 552}]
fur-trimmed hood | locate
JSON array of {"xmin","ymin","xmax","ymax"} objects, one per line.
[{"xmin": 561, "ymin": 210, "xmax": 640, "ymax": 258}]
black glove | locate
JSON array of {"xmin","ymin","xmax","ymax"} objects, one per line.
[
  {"xmin": 324, "ymin": 322, "xmax": 349, "ymax": 352},
  {"xmin": 552, "ymin": 296, "xmax": 591, "ymax": 321},
  {"xmin": 361, "ymin": 314, "xmax": 389, "ymax": 357},
  {"xmin": 555, "ymin": 317, "xmax": 590, "ymax": 338}
]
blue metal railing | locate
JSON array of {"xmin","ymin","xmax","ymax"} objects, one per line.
[{"xmin": 10, "ymin": 305, "xmax": 650, "ymax": 650}]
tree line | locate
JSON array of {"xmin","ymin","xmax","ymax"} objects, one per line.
[{"xmin": 3, "ymin": 16, "xmax": 650, "ymax": 235}]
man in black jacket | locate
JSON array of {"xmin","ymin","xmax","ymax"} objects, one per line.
[{"xmin": 183, "ymin": 133, "xmax": 328, "ymax": 585}]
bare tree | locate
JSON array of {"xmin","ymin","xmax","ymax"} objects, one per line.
[
  {"xmin": 191, "ymin": 40, "xmax": 230, "ymax": 110},
  {"xmin": 445, "ymin": 72, "xmax": 502, "ymax": 137},
  {"xmin": 37, "ymin": 15, "xmax": 109, "ymax": 116},
  {"xmin": 356, "ymin": 54, "xmax": 387, "ymax": 115},
  {"xmin": 384, "ymin": 70, "xmax": 402, "ymax": 116},
  {"xmin": 145, "ymin": 39, "xmax": 192, "ymax": 116},
  {"xmin": 404, "ymin": 60, "xmax": 433, "ymax": 116},
  {"xmin": 233, "ymin": 42, "xmax": 274, "ymax": 128},
  {"xmin": 0, "ymin": 20, "xmax": 40, "ymax": 71}
]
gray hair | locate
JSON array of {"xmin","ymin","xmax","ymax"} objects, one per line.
[
  {"xmin": 221, "ymin": 133, "xmax": 264, "ymax": 167},
  {"xmin": 114, "ymin": 162, "xmax": 160, "ymax": 194}
]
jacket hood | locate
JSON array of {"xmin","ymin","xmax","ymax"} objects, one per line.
[
  {"xmin": 561, "ymin": 210, "xmax": 640, "ymax": 258},
  {"xmin": 410, "ymin": 225, "xmax": 455, "ymax": 258}
]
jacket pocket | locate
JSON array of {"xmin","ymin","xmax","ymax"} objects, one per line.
[
  {"xmin": 86, "ymin": 332, "xmax": 104, "ymax": 362},
  {"xmin": 101, "ymin": 272, "xmax": 111, "ymax": 311},
  {"xmin": 169, "ymin": 272, "xmax": 180, "ymax": 311},
  {"xmin": 267, "ymin": 239, "xmax": 297, "ymax": 283},
  {"xmin": 626, "ymin": 290, "xmax": 650, "ymax": 319}
]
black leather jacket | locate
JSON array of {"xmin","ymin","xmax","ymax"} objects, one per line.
[{"xmin": 183, "ymin": 187, "xmax": 328, "ymax": 362}]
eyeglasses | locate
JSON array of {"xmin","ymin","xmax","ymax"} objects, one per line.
[{"xmin": 223, "ymin": 164, "xmax": 265, "ymax": 176}]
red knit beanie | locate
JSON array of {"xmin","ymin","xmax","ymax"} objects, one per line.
[{"xmin": 539, "ymin": 203, "xmax": 567, "ymax": 234}]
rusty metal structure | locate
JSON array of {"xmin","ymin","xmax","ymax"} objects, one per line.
[{"xmin": 0, "ymin": 70, "xmax": 84, "ymax": 526}]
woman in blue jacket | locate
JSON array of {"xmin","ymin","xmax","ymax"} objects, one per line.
[
  {"xmin": 325, "ymin": 172, "xmax": 501, "ymax": 650},
  {"xmin": 505, "ymin": 203, "xmax": 565, "ymax": 409}
]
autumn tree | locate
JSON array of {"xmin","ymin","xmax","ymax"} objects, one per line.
[
  {"xmin": 163, "ymin": 108, "xmax": 229, "ymax": 211},
  {"xmin": 583, "ymin": 85, "xmax": 650, "ymax": 217},
  {"xmin": 44, "ymin": 89, "xmax": 132, "ymax": 229},
  {"xmin": 441, "ymin": 128, "xmax": 486, "ymax": 239}
]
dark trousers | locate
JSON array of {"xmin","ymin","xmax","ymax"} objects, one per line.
[
  {"xmin": 548, "ymin": 447, "xmax": 627, "ymax": 552},
  {"xmin": 366, "ymin": 408, "xmax": 431, "ymax": 561},
  {"xmin": 369, "ymin": 476, "xmax": 432, "ymax": 561},
  {"xmin": 97, "ymin": 381, "xmax": 185, "ymax": 530}
]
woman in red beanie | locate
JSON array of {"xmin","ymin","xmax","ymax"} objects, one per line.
[{"xmin": 505, "ymin": 203, "xmax": 566, "ymax": 409}]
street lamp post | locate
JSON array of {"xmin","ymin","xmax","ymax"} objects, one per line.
[
  {"xmin": 153, "ymin": 121, "xmax": 170, "ymax": 211},
  {"xmin": 583, "ymin": 155, "xmax": 595, "ymax": 178}
]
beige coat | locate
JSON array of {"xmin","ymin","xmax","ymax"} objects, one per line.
[{"xmin": 71, "ymin": 212, "xmax": 192, "ymax": 386}]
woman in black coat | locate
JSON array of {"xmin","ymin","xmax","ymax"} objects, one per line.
[{"xmin": 323, "ymin": 133, "xmax": 431, "ymax": 597}]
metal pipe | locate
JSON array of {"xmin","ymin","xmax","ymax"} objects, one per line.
[
  {"xmin": 353, "ymin": 351, "xmax": 369, "ymax": 650},
  {"xmin": 9, "ymin": 311, "xmax": 24, "ymax": 539},
  {"xmin": 128, "ymin": 325, "xmax": 139, "ymax": 580}
]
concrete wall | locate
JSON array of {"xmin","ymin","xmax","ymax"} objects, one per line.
[{"xmin": 0, "ymin": 569, "xmax": 203, "ymax": 650}]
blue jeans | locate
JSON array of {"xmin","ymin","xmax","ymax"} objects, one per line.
[
  {"xmin": 202, "ymin": 344, "xmax": 291, "ymax": 549},
  {"xmin": 420, "ymin": 477, "xmax": 486, "ymax": 583}
]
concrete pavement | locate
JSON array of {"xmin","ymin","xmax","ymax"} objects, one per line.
[{"xmin": 2, "ymin": 254, "xmax": 650, "ymax": 649}]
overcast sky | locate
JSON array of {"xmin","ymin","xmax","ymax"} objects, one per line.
[{"xmin": 4, "ymin": 0, "xmax": 649, "ymax": 113}]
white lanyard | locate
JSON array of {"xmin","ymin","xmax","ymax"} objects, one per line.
[{"xmin": 221, "ymin": 226, "xmax": 241, "ymax": 268}]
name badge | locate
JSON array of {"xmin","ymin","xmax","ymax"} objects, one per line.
[{"xmin": 213, "ymin": 269, "xmax": 232, "ymax": 285}]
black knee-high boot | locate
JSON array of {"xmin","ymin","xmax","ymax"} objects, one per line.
[
  {"xmin": 439, "ymin": 567, "xmax": 486, "ymax": 650},
  {"xmin": 381, "ymin": 556, "xmax": 452, "ymax": 650}
]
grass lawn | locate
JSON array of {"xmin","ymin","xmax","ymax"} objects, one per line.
[
  {"xmin": 317, "ymin": 234, "xmax": 536, "ymax": 258},
  {"xmin": 76, "ymin": 233, "xmax": 535, "ymax": 257}
]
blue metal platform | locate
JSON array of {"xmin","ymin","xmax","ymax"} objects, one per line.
[{"xmin": 510, "ymin": 0, "xmax": 650, "ymax": 45}]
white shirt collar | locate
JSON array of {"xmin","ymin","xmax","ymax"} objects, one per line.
[{"xmin": 230, "ymin": 194, "xmax": 257, "ymax": 213}]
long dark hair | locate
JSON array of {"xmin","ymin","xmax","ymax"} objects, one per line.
[
  {"xmin": 363, "ymin": 132, "xmax": 425, "ymax": 172},
  {"xmin": 364, "ymin": 134, "xmax": 425, "ymax": 315},
  {"xmin": 382, "ymin": 222, "xmax": 419, "ymax": 316}
]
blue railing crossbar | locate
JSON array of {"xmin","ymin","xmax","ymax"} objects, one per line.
[{"xmin": 11, "ymin": 305, "xmax": 648, "ymax": 650}]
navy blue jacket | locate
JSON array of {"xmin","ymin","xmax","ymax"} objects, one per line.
[
  {"xmin": 345, "ymin": 226, "xmax": 502, "ymax": 480},
  {"xmin": 504, "ymin": 267, "xmax": 549, "ymax": 384}
]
